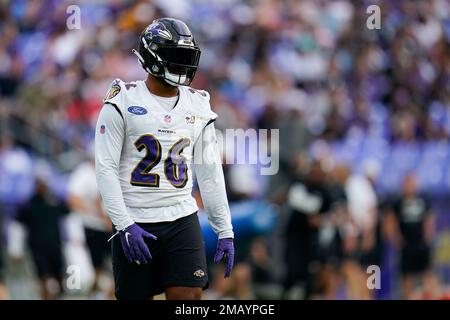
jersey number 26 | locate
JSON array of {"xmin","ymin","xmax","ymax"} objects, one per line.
[{"xmin": 130, "ymin": 134, "xmax": 190, "ymax": 188}]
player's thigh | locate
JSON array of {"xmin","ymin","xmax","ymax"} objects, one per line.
[
  {"xmin": 161, "ymin": 213, "xmax": 208, "ymax": 290},
  {"xmin": 165, "ymin": 286, "xmax": 202, "ymax": 300}
]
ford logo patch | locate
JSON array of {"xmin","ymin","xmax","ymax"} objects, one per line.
[{"xmin": 128, "ymin": 106, "xmax": 148, "ymax": 115}]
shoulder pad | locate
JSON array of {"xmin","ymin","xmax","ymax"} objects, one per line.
[
  {"xmin": 185, "ymin": 87, "xmax": 210, "ymax": 100},
  {"xmin": 103, "ymin": 78, "xmax": 125, "ymax": 106},
  {"xmin": 185, "ymin": 87, "xmax": 217, "ymax": 121},
  {"xmin": 195, "ymin": 89, "xmax": 210, "ymax": 100}
]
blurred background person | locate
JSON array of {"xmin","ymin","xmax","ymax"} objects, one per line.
[
  {"xmin": 337, "ymin": 163, "xmax": 377, "ymax": 299},
  {"xmin": 16, "ymin": 177, "xmax": 69, "ymax": 300},
  {"xmin": 283, "ymin": 160, "xmax": 340, "ymax": 299},
  {"xmin": 0, "ymin": 202, "xmax": 9, "ymax": 299},
  {"xmin": 248, "ymin": 236, "xmax": 281, "ymax": 299},
  {"xmin": 67, "ymin": 145, "xmax": 113, "ymax": 299},
  {"xmin": 387, "ymin": 174, "xmax": 439, "ymax": 299},
  {"xmin": 361, "ymin": 159, "xmax": 384, "ymax": 299}
]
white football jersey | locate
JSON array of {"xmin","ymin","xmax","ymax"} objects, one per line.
[
  {"xmin": 96, "ymin": 78, "xmax": 234, "ymax": 238},
  {"xmin": 96, "ymin": 79, "xmax": 217, "ymax": 222}
]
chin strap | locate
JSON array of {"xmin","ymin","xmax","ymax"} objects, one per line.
[{"xmin": 132, "ymin": 49, "xmax": 150, "ymax": 73}]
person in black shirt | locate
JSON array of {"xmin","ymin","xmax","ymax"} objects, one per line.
[
  {"xmin": 17, "ymin": 178, "xmax": 69, "ymax": 300},
  {"xmin": 283, "ymin": 160, "xmax": 339, "ymax": 299},
  {"xmin": 389, "ymin": 174, "xmax": 437, "ymax": 299}
]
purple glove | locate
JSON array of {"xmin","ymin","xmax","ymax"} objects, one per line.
[
  {"xmin": 214, "ymin": 238, "xmax": 235, "ymax": 278},
  {"xmin": 120, "ymin": 224, "xmax": 157, "ymax": 265}
]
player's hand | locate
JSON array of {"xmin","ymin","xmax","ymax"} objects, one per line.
[
  {"xmin": 214, "ymin": 238, "xmax": 234, "ymax": 278},
  {"xmin": 119, "ymin": 223, "xmax": 157, "ymax": 265}
]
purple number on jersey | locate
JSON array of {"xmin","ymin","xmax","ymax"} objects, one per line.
[
  {"xmin": 164, "ymin": 138, "xmax": 190, "ymax": 188},
  {"xmin": 130, "ymin": 134, "xmax": 161, "ymax": 187},
  {"xmin": 130, "ymin": 135, "xmax": 190, "ymax": 188}
]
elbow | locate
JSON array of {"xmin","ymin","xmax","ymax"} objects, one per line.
[{"xmin": 95, "ymin": 160, "xmax": 118, "ymax": 179}]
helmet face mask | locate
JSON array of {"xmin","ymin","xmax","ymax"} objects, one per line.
[{"xmin": 134, "ymin": 18, "xmax": 201, "ymax": 87}]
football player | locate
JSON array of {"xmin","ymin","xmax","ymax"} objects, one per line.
[{"xmin": 95, "ymin": 18, "xmax": 234, "ymax": 300}]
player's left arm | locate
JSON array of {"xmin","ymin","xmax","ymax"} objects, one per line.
[{"xmin": 193, "ymin": 120, "xmax": 234, "ymax": 277}]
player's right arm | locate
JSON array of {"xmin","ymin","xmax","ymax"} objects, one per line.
[
  {"xmin": 95, "ymin": 103, "xmax": 156, "ymax": 264},
  {"xmin": 96, "ymin": 80, "xmax": 156, "ymax": 265},
  {"xmin": 95, "ymin": 104, "xmax": 134, "ymax": 231}
]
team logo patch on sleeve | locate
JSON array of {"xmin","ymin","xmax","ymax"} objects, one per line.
[{"xmin": 104, "ymin": 83, "xmax": 121, "ymax": 101}]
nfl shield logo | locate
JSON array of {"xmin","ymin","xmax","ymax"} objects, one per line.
[
  {"xmin": 164, "ymin": 115, "xmax": 172, "ymax": 124},
  {"xmin": 100, "ymin": 125, "xmax": 106, "ymax": 134}
]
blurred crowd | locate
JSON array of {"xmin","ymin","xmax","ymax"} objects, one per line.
[{"xmin": 1, "ymin": 0, "xmax": 450, "ymax": 299}]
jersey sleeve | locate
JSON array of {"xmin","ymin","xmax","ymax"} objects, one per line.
[
  {"xmin": 200, "ymin": 90, "xmax": 218, "ymax": 125},
  {"xmin": 193, "ymin": 121, "xmax": 234, "ymax": 239},
  {"xmin": 95, "ymin": 103, "xmax": 134, "ymax": 231},
  {"xmin": 187, "ymin": 88, "xmax": 218, "ymax": 126}
]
